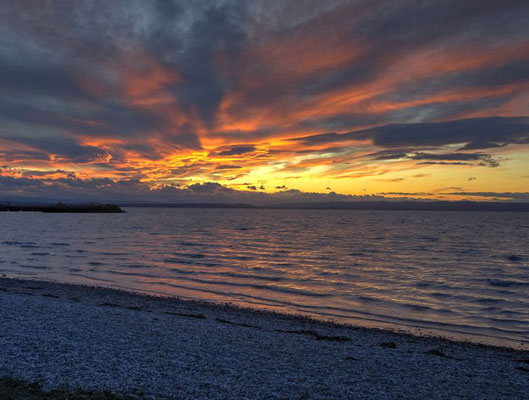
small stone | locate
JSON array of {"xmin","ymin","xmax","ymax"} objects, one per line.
[{"xmin": 425, "ymin": 349, "xmax": 446, "ymax": 357}]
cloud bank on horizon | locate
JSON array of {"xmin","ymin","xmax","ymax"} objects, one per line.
[{"xmin": 0, "ymin": 0, "xmax": 528, "ymax": 203}]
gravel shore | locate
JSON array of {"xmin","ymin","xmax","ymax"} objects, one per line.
[{"xmin": 0, "ymin": 277, "xmax": 528, "ymax": 399}]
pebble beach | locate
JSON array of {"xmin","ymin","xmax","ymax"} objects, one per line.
[{"xmin": 1, "ymin": 277, "xmax": 528, "ymax": 399}]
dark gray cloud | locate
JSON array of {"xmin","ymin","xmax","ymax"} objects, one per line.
[
  {"xmin": 417, "ymin": 162, "xmax": 472, "ymax": 166},
  {"xmin": 0, "ymin": 149, "xmax": 51, "ymax": 162},
  {"xmin": 0, "ymin": 58, "xmax": 88, "ymax": 100},
  {"xmin": 215, "ymin": 165, "xmax": 242, "ymax": 170},
  {"xmin": 410, "ymin": 152, "xmax": 500, "ymax": 167},
  {"xmin": 185, "ymin": 182, "xmax": 231, "ymax": 193},
  {"xmin": 169, "ymin": 2, "xmax": 247, "ymax": 126},
  {"xmin": 382, "ymin": 58, "xmax": 529, "ymax": 105},
  {"xmin": 367, "ymin": 148, "xmax": 435, "ymax": 160},
  {"xmin": 0, "ymin": 98, "xmax": 164, "ymax": 138},
  {"xmin": 370, "ymin": 117, "xmax": 529, "ymax": 149},
  {"xmin": 20, "ymin": 169, "xmax": 66, "ymax": 177},
  {"xmin": 216, "ymin": 145, "xmax": 256, "ymax": 156},
  {"xmin": 373, "ymin": 153, "xmax": 408, "ymax": 161},
  {"xmin": 294, "ymin": 117, "xmax": 529, "ymax": 152},
  {"xmin": 3, "ymin": 136, "xmax": 107, "ymax": 164}
]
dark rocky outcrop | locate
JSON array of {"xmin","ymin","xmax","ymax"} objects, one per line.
[{"xmin": 0, "ymin": 203, "xmax": 124, "ymax": 213}]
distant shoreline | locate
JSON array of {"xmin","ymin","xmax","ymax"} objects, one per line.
[
  {"xmin": 2, "ymin": 200, "xmax": 529, "ymax": 213},
  {"xmin": 119, "ymin": 200, "xmax": 529, "ymax": 212}
]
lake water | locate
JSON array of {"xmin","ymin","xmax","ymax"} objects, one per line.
[{"xmin": 1, "ymin": 208, "xmax": 528, "ymax": 348}]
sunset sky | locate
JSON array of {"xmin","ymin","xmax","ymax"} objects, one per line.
[{"xmin": 1, "ymin": 0, "xmax": 528, "ymax": 203}]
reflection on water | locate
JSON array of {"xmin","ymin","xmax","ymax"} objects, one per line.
[{"xmin": 1, "ymin": 208, "xmax": 528, "ymax": 348}]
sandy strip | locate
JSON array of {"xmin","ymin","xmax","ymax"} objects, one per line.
[{"xmin": 0, "ymin": 278, "xmax": 528, "ymax": 399}]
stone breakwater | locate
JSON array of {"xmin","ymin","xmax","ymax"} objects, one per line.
[{"xmin": 0, "ymin": 203, "xmax": 123, "ymax": 213}]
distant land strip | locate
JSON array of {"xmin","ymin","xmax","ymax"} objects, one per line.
[
  {"xmin": 2, "ymin": 201, "xmax": 529, "ymax": 213},
  {"xmin": 119, "ymin": 201, "xmax": 529, "ymax": 212}
]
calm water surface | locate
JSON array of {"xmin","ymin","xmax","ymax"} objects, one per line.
[{"xmin": 1, "ymin": 208, "xmax": 528, "ymax": 348}]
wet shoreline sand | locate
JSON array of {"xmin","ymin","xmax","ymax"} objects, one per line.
[{"xmin": 1, "ymin": 277, "xmax": 528, "ymax": 399}]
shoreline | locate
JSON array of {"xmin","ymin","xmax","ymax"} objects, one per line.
[
  {"xmin": 2, "ymin": 274, "xmax": 527, "ymax": 351},
  {"xmin": 1, "ymin": 276, "xmax": 527, "ymax": 353},
  {"xmin": 1, "ymin": 277, "xmax": 528, "ymax": 399}
]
